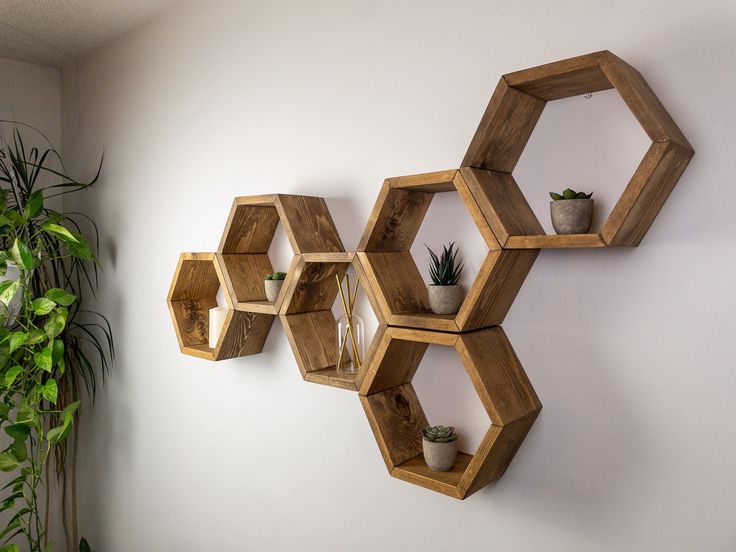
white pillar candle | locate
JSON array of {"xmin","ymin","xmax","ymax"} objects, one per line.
[{"xmin": 208, "ymin": 307, "xmax": 228, "ymax": 349}]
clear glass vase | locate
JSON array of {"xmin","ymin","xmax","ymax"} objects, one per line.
[{"xmin": 336, "ymin": 313, "xmax": 364, "ymax": 374}]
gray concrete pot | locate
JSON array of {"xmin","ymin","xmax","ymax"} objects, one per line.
[
  {"xmin": 264, "ymin": 279, "xmax": 284, "ymax": 303},
  {"xmin": 427, "ymin": 285, "xmax": 464, "ymax": 315},
  {"xmin": 422, "ymin": 438, "xmax": 458, "ymax": 472},
  {"xmin": 550, "ymin": 199, "xmax": 594, "ymax": 234}
]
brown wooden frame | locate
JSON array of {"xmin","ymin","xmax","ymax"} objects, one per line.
[
  {"xmin": 359, "ymin": 326, "xmax": 541, "ymax": 499},
  {"xmin": 167, "ymin": 253, "xmax": 274, "ymax": 360},
  {"xmin": 357, "ymin": 170, "xmax": 539, "ymax": 332},
  {"xmin": 279, "ymin": 252, "xmax": 385, "ymax": 391},
  {"xmin": 462, "ymin": 50, "xmax": 694, "ymax": 248}
]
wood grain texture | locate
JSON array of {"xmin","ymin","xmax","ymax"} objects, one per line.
[
  {"xmin": 456, "ymin": 249, "xmax": 539, "ymax": 330},
  {"xmin": 167, "ymin": 253, "xmax": 274, "ymax": 360},
  {"xmin": 358, "ymin": 183, "xmax": 434, "ymax": 252},
  {"xmin": 386, "ymin": 169, "xmax": 458, "ymax": 192},
  {"xmin": 504, "ymin": 51, "xmax": 613, "ymax": 100},
  {"xmin": 280, "ymin": 257, "xmax": 349, "ymax": 314},
  {"xmin": 280, "ymin": 310, "xmax": 338, "ymax": 377},
  {"xmin": 219, "ymin": 203, "xmax": 279, "ymax": 254},
  {"xmin": 388, "ymin": 313, "xmax": 458, "ymax": 332},
  {"xmin": 453, "ymin": 170, "xmax": 502, "ymax": 250},
  {"xmin": 360, "ymin": 383, "xmax": 428, "ymax": 470},
  {"xmin": 358, "ymin": 326, "xmax": 431, "ymax": 396},
  {"xmin": 457, "ymin": 411, "xmax": 539, "ymax": 498},
  {"xmin": 504, "ymin": 234, "xmax": 607, "ymax": 248},
  {"xmin": 460, "ymin": 167, "xmax": 544, "ymax": 245},
  {"xmin": 275, "ymin": 194, "xmax": 345, "ymax": 254},
  {"xmin": 602, "ymin": 140, "xmax": 694, "ymax": 246},
  {"xmin": 461, "ymin": 77, "xmax": 546, "ymax": 172},
  {"xmin": 600, "ymin": 52, "xmax": 692, "ymax": 149},
  {"xmin": 457, "ymin": 327, "xmax": 541, "ymax": 425},
  {"xmin": 357, "ymin": 251, "xmax": 430, "ymax": 317},
  {"xmin": 304, "ymin": 367, "xmax": 358, "ymax": 391},
  {"xmin": 218, "ymin": 253, "xmax": 273, "ymax": 303},
  {"xmin": 392, "ymin": 452, "xmax": 474, "ymax": 499}
]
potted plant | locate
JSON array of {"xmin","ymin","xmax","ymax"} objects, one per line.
[
  {"xmin": 264, "ymin": 271, "xmax": 286, "ymax": 302},
  {"xmin": 422, "ymin": 425, "xmax": 458, "ymax": 471},
  {"xmin": 549, "ymin": 188, "xmax": 594, "ymax": 234},
  {"xmin": 425, "ymin": 242, "xmax": 464, "ymax": 315}
]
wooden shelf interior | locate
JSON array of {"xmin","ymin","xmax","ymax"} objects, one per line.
[
  {"xmin": 358, "ymin": 326, "xmax": 541, "ymax": 499},
  {"xmin": 462, "ymin": 50, "xmax": 693, "ymax": 249},
  {"xmin": 279, "ymin": 253, "xmax": 383, "ymax": 391},
  {"xmin": 218, "ymin": 194, "xmax": 345, "ymax": 313},
  {"xmin": 357, "ymin": 170, "xmax": 538, "ymax": 331},
  {"xmin": 167, "ymin": 253, "xmax": 274, "ymax": 360}
]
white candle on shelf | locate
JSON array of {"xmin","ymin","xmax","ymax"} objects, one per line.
[{"xmin": 208, "ymin": 307, "xmax": 228, "ymax": 349}]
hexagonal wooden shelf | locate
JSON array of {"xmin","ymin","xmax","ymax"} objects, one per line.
[
  {"xmin": 359, "ymin": 326, "xmax": 541, "ymax": 500},
  {"xmin": 462, "ymin": 50, "xmax": 694, "ymax": 248},
  {"xmin": 279, "ymin": 252, "xmax": 385, "ymax": 391},
  {"xmin": 217, "ymin": 194, "xmax": 344, "ymax": 315},
  {"xmin": 167, "ymin": 253, "xmax": 274, "ymax": 360},
  {"xmin": 357, "ymin": 169, "xmax": 538, "ymax": 332}
]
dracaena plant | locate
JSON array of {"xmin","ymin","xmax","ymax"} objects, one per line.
[{"xmin": 0, "ymin": 122, "xmax": 112, "ymax": 552}]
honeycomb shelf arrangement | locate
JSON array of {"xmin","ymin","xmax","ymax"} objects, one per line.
[{"xmin": 167, "ymin": 50, "xmax": 693, "ymax": 499}]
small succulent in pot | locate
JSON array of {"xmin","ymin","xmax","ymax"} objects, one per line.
[
  {"xmin": 422, "ymin": 425, "xmax": 458, "ymax": 472},
  {"xmin": 549, "ymin": 188, "xmax": 594, "ymax": 234},
  {"xmin": 264, "ymin": 271, "xmax": 286, "ymax": 302},
  {"xmin": 425, "ymin": 242, "xmax": 464, "ymax": 315}
]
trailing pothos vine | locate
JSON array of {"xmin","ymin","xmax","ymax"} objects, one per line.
[{"xmin": 0, "ymin": 122, "xmax": 112, "ymax": 552}]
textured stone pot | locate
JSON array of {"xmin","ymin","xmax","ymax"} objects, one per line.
[
  {"xmin": 550, "ymin": 199, "xmax": 594, "ymax": 234},
  {"xmin": 427, "ymin": 285, "xmax": 464, "ymax": 315},
  {"xmin": 264, "ymin": 279, "xmax": 284, "ymax": 303},
  {"xmin": 422, "ymin": 438, "xmax": 458, "ymax": 472}
]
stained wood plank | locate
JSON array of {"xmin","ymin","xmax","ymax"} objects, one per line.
[
  {"xmin": 216, "ymin": 311, "xmax": 274, "ymax": 360},
  {"xmin": 280, "ymin": 310, "xmax": 337, "ymax": 377},
  {"xmin": 600, "ymin": 52, "xmax": 692, "ymax": 149},
  {"xmin": 457, "ymin": 412, "xmax": 539, "ymax": 498},
  {"xmin": 504, "ymin": 51, "xmax": 613, "ymax": 100},
  {"xmin": 219, "ymin": 203, "xmax": 279, "ymax": 254},
  {"xmin": 386, "ymin": 170, "xmax": 458, "ymax": 192},
  {"xmin": 357, "ymin": 252, "xmax": 429, "ymax": 316},
  {"xmin": 218, "ymin": 253, "xmax": 273, "ymax": 303},
  {"xmin": 456, "ymin": 249, "xmax": 539, "ymax": 330},
  {"xmin": 460, "ymin": 167, "xmax": 543, "ymax": 245},
  {"xmin": 392, "ymin": 452, "xmax": 474, "ymax": 499},
  {"xmin": 462, "ymin": 77, "xmax": 546, "ymax": 172},
  {"xmin": 281, "ymin": 260, "xmax": 348, "ymax": 314},
  {"xmin": 358, "ymin": 183, "xmax": 434, "ymax": 252},
  {"xmin": 170, "ymin": 299, "xmax": 215, "ymax": 348},
  {"xmin": 275, "ymin": 194, "xmax": 345, "ymax": 254},
  {"xmin": 304, "ymin": 368, "xmax": 358, "ymax": 391},
  {"xmin": 458, "ymin": 327, "xmax": 542, "ymax": 425},
  {"xmin": 359, "ymin": 327, "xmax": 429, "ymax": 395},
  {"xmin": 168, "ymin": 253, "xmax": 220, "ymax": 301},
  {"xmin": 360, "ymin": 383, "xmax": 428, "ymax": 470},
  {"xmin": 389, "ymin": 313, "xmax": 459, "ymax": 332},
  {"xmin": 453, "ymin": 170, "xmax": 502, "ymax": 250},
  {"xmin": 504, "ymin": 234, "xmax": 607, "ymax": 249},
  {"xmin": 602, "ymin": 141, "xmax": 693, "ymax": 246}
]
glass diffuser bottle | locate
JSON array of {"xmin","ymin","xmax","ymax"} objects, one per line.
[{"xmin": 337, "ymin": 312, "xmax": 364, "ymax": 374}]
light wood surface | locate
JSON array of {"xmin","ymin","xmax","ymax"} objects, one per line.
[{"xmin": 504, "ymin": 234, "xmax": 607, "ymax": 249}]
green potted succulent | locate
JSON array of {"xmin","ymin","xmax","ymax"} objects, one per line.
[
  {"xmin": 264, "ymin": 271, "xmax": 286, "ymax": 302},
  {"xmin": 549, "ymin": 188, "xmax": 594, "ymax": 234},
  {"xmin": 422, "ymin": 425, "xmax": 458, "ymax": 471},
  {"xmin": 425, "ymin": 243, "xmax": 464, "ymax": 315}
]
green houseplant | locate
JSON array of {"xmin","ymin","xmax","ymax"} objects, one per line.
[
  {"xmin": 264, "ymin": 271, "xmax": 286, "ymax": 303},
  {"xmin": 0, "ymin": 122, "xmax": 113, "ymax": 552},
  {"xmin": 424, "ymin": 243, "xmax": 464, "ymax": 315},
  {"xmin": 549, "ymin": 188, "xmax": 594, "ymax": 234},
  {"xmin": 421, "ymin": 425, "xmax": 458, "ymax": 471}
]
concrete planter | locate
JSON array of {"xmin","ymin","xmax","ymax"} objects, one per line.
[
  {"xmin": 422, "ymin": 438, "xmax": 458, "ymax": 472},
  {"xmin": 427, "ymin": 284, "xmax": 463, "ymax": 315},
  {"xmin": 550, "ymin": 199, "xmax": 594, "ymax": 234},
  {"xmin": 264, "ymin": 279, "xmax": 284, "ymax": 303}
]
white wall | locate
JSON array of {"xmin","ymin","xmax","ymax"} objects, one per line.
[{"xmin": 60, "ymin": 1, "xmax": 736, "ymax": 550}]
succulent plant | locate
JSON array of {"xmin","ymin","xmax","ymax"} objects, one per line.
[
  {"xmin": 550, "ymin": 188, "xmax": 593, "ymax": 201},
  {"xmin": 422, "ymin": 425, "xmax": 458, "ymax": 443},
  {"xmin": 425, "ymin": 242, "xmax": 463, "ymax": 286},
  {"xmin": 265, "ymin": 271, "xmax": 287, "ymax": 281}
]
